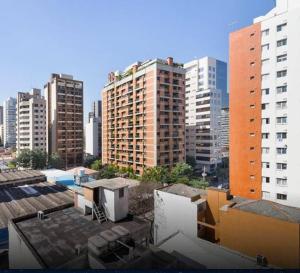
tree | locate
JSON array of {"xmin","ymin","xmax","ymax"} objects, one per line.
[
  {"xmin": 84, "ymin": 155, "xmax": 99, "ymax": 168},
  {"xmin": 188, "ymin": 179, "xmax": 209, "ymax": 189},
  {"xmin": 171, "ymin": 162, "xmax": 193, "ymax": 181},
  {"xmin": 98, "ymin": 164, "xmax": 118, "ymax": 179},
  {"xmin": 31, "ymin": 149, "xmax": 47, "ymax": 170},
  {"xmin": 48, "ymin": 153, "xmax": 64, "ymax": 169},
  {"xmin": 90, "ymin": 159, "xmax": 102, "ymax": 171},
  {"xmin": 186, "ymin": 155, "xmax": 196, "ymax": 169},
  {"xmin": 16, "ymin": 149, "xmax": 31, "ymax": 168},
  {"xmin": 141, "ymin": 166, "xmax": 170, "ymax": 184},
  {"xmin": 7, "ymin": 160, "xmax": 16, "ymax": 169}
]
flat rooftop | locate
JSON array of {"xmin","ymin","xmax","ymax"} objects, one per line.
[
  {"xmin": 231, "ymin": 199, "xmax": 300, "ymax": 224},
  {"xmin": 0, "ymin": 182, "xmax": 73, "ymax": 229},
  {"xmin": 158, "ymin": 184, "xmax": 204, "ymax": 199},
  {"xmin": 67, "ymin": 167, "xmax": 98, "ymax": 176},
  {"xmin": 0, "ymin": 170, "xmax": 45, "ymax": 186},
  {"xmin": 158, "ymin": 231, "xmax": 266, "ymax": 269},
  {"xmin": 82, "ymin": 177, "xmax": 139, "ymax": 190},
  {"xmin": 14, "ymin": 207, "xmax": 150, "ymax": 268}
]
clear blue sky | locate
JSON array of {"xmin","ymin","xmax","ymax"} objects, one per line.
[{"xmin": 0, "ymin": 0, "xmax": 274, "ymax": 120}]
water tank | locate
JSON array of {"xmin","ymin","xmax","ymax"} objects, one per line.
[{"xmin": 79, "ymin": 168, "xmax": 85, "ymax": 177}]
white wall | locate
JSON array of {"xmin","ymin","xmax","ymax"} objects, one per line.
[
  {"xmin": 8, "ymin": 221, "xmax": 42, "ymax": 269},
  {"xmin": 154, "ymin": 190, "xmax": 200, "ymax": 244},
  {"xmin": 85, "ymin": 117, "xmax": 99, "ymax": 156}
]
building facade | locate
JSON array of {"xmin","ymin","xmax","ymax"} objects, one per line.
[
  {"xmin": 219, "ymin": 107, "xmax": 229, "ymax": 157},
  {"xmin": 184, "ymin": 57, "xmax": 228, "ymax": 172},
  {"xmin": 0, "ymin": 105, "xmax": 3, "ymax": 125},
  {"xmin": 85, "ymin": 117, "xmax": 99, "ymax": 157},
  {"xmin": 3, "ymin": 97, "xmax": 17, "ymax": 148},
  {"xmin": 87, "ymin": 100, "xmax": 102, "ymax": 157},
  {"xmin": 16, "ymin": 89, "xmax": 46, "ymax": 154},
  {"xmin": 230, "ymin": 0, "xmax": 300, "ymax": 206},
  {"xmin": 45, "ymin": 74, "xmax": 84, "ymax": 169},
  {"xmin": 102, "ymin": 57, "xmax": 185, "ymax": 175}
]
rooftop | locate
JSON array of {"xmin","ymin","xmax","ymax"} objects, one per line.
[
  {"xmin": 158, "ymin": 184, "xmax": 204, "ymax": 199},
  {"xmin": 82, "ymin": 177, "xmax": 138, "ymax": 190},
  {"xmin": 13, "ymin": 207, "xmax": 150, "ymax": 268},
  {"xmin": 0, "ymin": 182, "xmax": 73, "ymax": 229},
  {"xmin": 158, "ymin": 231, "xmax": 266, "ymax": 269},
  {"xmin": 231, "ymin": 199, "xmax": 300, "ymax": 224},
  {"xmin": 67, "ymin": 167, "xmax": 98, "ymax": 176},
  {"xmin": 0, "ymin": 170, "xmax": 45, "ymax": 186}
]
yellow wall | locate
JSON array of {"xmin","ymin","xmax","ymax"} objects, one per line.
[{"xmin": 219, "ymin": 207, "xmax": 300, "ymax": 268}]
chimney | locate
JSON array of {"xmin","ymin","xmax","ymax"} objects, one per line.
[{"xmin": 167, "ymin": 57, "xmax": 173, "ymax": 66}]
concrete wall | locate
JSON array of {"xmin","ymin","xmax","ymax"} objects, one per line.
[
  {"xmin": 219, "ymin": 206, "xmax": 300, "ymax": 268},
  {"xmin": 154, "ymin": 189, "xmax": 200, "ymax": 244},
  {"xmin": 8, "ymin": 221, "xmax": 42, "ymax": 269}
]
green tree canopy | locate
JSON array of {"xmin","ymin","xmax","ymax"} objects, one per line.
[
  {"xmin": 90, "ymin": 159, "xmax": 102, "ymax": 171},
  {"xmin": 171, "ymin": 162, "xmax": 193, "ymax": 180},
  {"xmin": 16, "ymin": 149, "xmax": 31, "ymax": 168},
  {"xmin": 48, "ymin": 153, "xmax": 64, "ymax": 169},
  {"xmin": 186, "ymin": 155, "xmax": 197, "ymax": 168},
  {"xmin": 31, "ymin": 149, "xmax": 47, "ymax": 170},
  {"xmin": 141, "ymin": 166, "xmax": 170, "ymax": 184}
]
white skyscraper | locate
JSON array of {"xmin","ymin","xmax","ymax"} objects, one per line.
[
  {"xmin": 184, "ymin": 57, "xmax": 228, "ymax": 172},
  {"xmin": 3, "ymin": 97, "xmax": 17, "ymax": 148},
  {"xmin": 16, "ymin": 89, "xmax": 46, "ymax": 154},
  {"xmin": 230, "ymin": 0, "xmax": 300, "ymax": 207},
  {"xmin": 85, "ymin": 116, "xmax": 99, "ymax": 157}
]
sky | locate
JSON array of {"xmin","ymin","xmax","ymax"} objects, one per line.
[{"xmin": 0, "ymin": 0, "xmax": 274, "ymax": 121}]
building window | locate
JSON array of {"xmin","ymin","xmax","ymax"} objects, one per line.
[
  {"xmin": 262, "ymin": 133, "xmax": 269, "ymax": 139},
  {"xmin": 276, "ymin": 117, "xmax": 287, "ymax": 124},
  {"xmin": 262, "ymin": 88, "xmax": 269, "ymax": 95},
  {"xmin": 277, "ymin": 23, "xmax": 287, "ymax": 32},
  {"xmin": 261, "ymin": 58, "xmax": 269, "ymax": 66},
  {"xmin": 276, "ymin": 101, "xmax": 287, "ymax": 109},
  {"xmin": 276, "ymin": 132, "xmax": 287, "ymax": 140},
  {"xmin": 262, "ymin": 118, "xmax": 270, "ymax": 125},
  {"xmin": 261, "ymin": 44, "xmax": 269, "ymax": 52},
  {"xmin": 276, "ymin": 193, "xmax": 287, "ymax": 200},
  {"xmin": 262, "ymin": 176, "xmax": 270, "ymax": 183},
  {"xmin": 277, "ymin": 54, "xmax": 287, "ymax": 63},
  {"xmin": 277, "ymin": 163, "xmax": 287, "ymax": 170},
  {"xmin": 277, "ymin": 70, "xmax": 287, "ymax": 78},
  {"xmin": 277, "ymin": 38, "xmax": 287, "ymax": 47},
  {"xmin": 277, "ymin": 85, "xmax": 287, "ymax": 94},
  {"xmin": 261, "ymin": 74, "xmax": 269, "ymax": 80},
  {"xmin": 262, "ymin": 162, "xmax": 270, "ymax": 168},
  {"xmin": 261, "ymin": 29, "xmax": 269, "ymax": 36},
  {"xmin": 277, "ymin": 147, "xmax": 287, "ymax": 154},
  {"xmin": 262, "ymin": 191, "xmax": 270, "ymax": 199},
  {"xmin": 262, "ymin": 147, "xmax": 270, "ymax": 154},
  {"xmin": 119, "ymin": 188, "xmax": 124, "ymax": 198},
  {"xmin": 261, "ymin": 103, "xmax": 269, "ymax": 110},
  {"xmin": 276, "ymin": 178, "xmax": 287, "ymax": 186}
]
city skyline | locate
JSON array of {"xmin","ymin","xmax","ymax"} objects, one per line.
[{"xmin": 0, "ymin": 0, "xmax": 274, "ymax": 119}]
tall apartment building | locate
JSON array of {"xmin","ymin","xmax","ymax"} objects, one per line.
[
  {"xmin": 219, "ymin": 107, "xmax": 229, "ymax": 157},
  {"xmin": 230, "ymin": 0, "xmax": 300, "ymax": 207},
  {"xmin": 184, "ymin": 57, "xmax": 228, "ymax": 172},
  {"xmin": 87, "ymin": 100, "xmax": 102, "ymax": 157},
  {"xmin": 45, "ymin": 74, "xmax": 84, "ymax": 169},
  {"xmin": 0, "ymin": 106, "xmax": 3, "ymax": 125},
  {"xmin": 16, "ymin": 89, "xmax": 46, "ymax": 154},
  {"xmin": 3, "ymin": 97, "xmax": 17, "ymax": 148},
  {"xmin": 102, "ymin": 57, "xmax": 185, "ymax": 175}
]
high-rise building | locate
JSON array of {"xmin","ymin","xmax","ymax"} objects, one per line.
[
  {"xmin": 45, "ymin": 74, "xmax": 84, "ymax": 169},
  {"xmin": 102, "ymin": 57, "xmax": 185, "ymax": 175},
  {"xmin": 3, "ymin": 97, "xmax": 17, "ymax": 148},
  {"xmin": 184, "ymin": 57, "xmax": 228, "ymax": 172},
  {"xmin": 16, "ymin": 89, "xmax": 46, "ymax": 154},
  {"xmin": 230, "ymin": 0, "xmax": 300, "ymax": 206},
  {"xmin": 0, "ymin": 106, "xmax": 3, "ymax": 125},
  {"xmin": 219, "ymin": 107, "xmax": 229, "ymax": 157},
  {"xmin": 87, "ymin": 100, "xmax": 102, "ymax": 157},
  {"xmin": 85, "ymin": 117, "xmax": 99, "ymax": 157}
]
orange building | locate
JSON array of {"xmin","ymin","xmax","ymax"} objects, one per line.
[
  {"xmin": 229, "ymin": 23, "xmax": 262, "ymax": 200},
  {"xmin": 197, "ymin": 187, "xmax": 300, "ymax": 268},
  {"xmin": 102, "ymin": 58, "xmax": 185, "ymax": 175}
]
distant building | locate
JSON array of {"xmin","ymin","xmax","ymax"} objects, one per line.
[
  {"xmin": 0, "ymin": 125, "xmax": 3, "ymax": 146},
  {"xmin": 3, "ymin": 97, "xmax": 17, "ymax": 148},
  {"xmin": 86, "ymin": 100, "xmax": 102, "ymax": 157},
  {"xmin": 230, "ymin": 0, "xmax": 300, "ymax": 206},
  {"xmin": 44, "ymin": 74, "xmax": 84, "ymax": 169},
  {"xmin": 16, "ymin": 89, "xmax": 46, "ymax": 154},
  {"xmin": 102, "ymin": 57, "xmax": 186, "ymax": 175},
  {"xmin": 85, "ymin": 117, "xmax": 100, "ymax": 157},
  {"xmin": 219, "ymin": 107, "xmax": 229, "ymax": 157},
  {"xmin": 0, "ymin": 105, "xmax": 3, "ymax": 125},
  {"xmin": 185, "ymin": 57, "xmax": 227, "ymax": 171}
]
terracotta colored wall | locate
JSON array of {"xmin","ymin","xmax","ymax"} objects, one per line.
[
  {"xmin": 84, "ymin": 188, "xmax": 94, "ymax": 202},
  {"xmin": 220, "ymin": 207, "xmax": 300, "ymax": 268},
  {"xmin": 229, "ymin": 23, "xmax": 262, "ymax": 199}
]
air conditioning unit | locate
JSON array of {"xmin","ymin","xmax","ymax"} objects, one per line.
[
  {"xmin": 37, "ymin": 211, "xmax": 44, "ymax": 220},
  {"xmin": 256, "ymin": 254, "xmax": 268, "ymax": 266}
]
